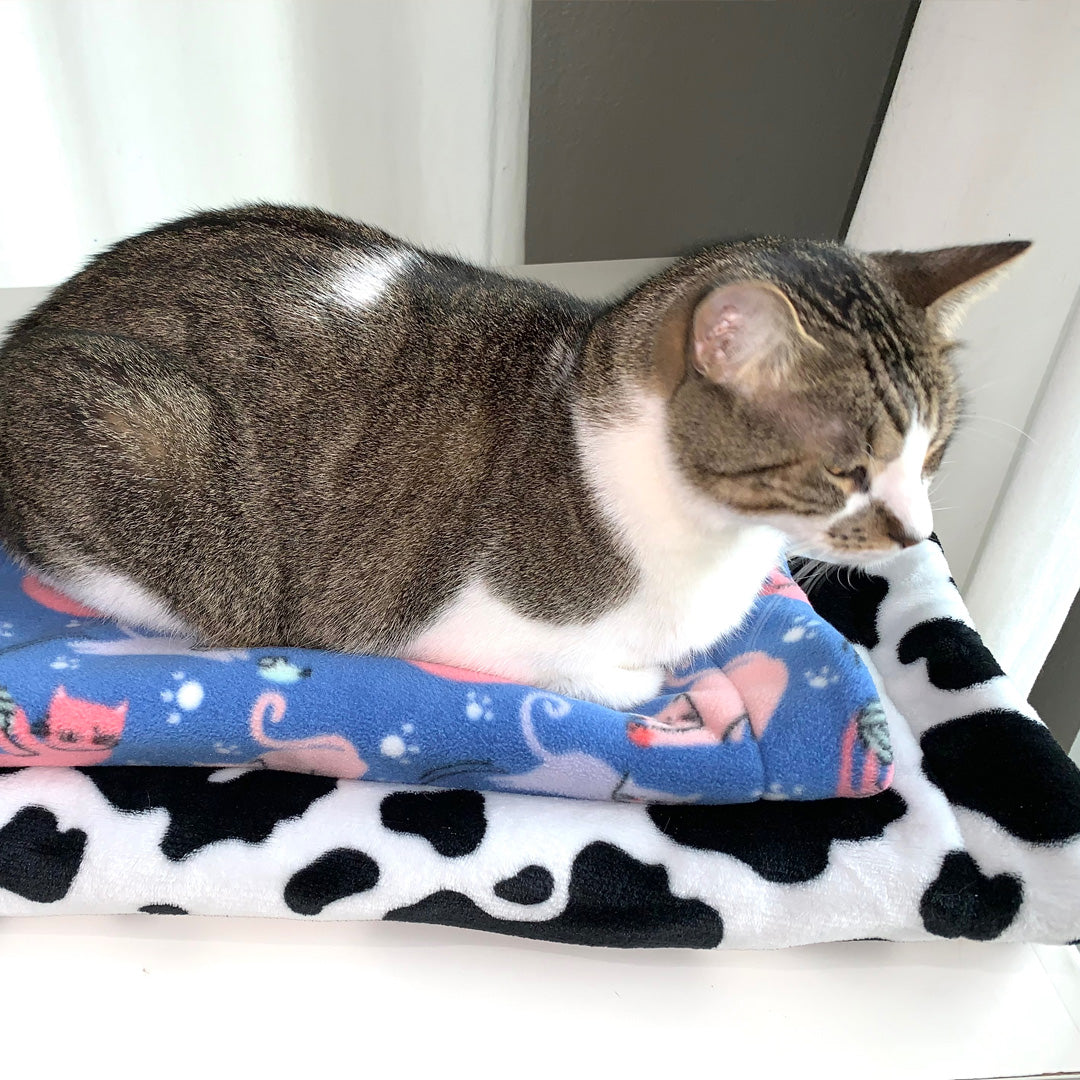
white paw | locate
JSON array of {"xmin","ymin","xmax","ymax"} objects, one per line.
[{"xmin": 553, "ymin": 665, "xmax": 666, "ymax": 710}]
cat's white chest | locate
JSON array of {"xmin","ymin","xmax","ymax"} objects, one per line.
[
  {"xmin": 403, "ymin": 523, "xmax": 783, "ymax": 708},
  {"xmin": 609, "ymin": 526, "xmax": 783, "ymax": 663},
  {"xmin": 404, "ymin": 389, "xmax": 786, "ymax": 708},
  {"xmin": 567, "ymin": 389, "xmax": 786, "ymax": 666}
]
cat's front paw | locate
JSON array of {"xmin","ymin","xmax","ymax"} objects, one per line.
[{"xmin": 555, "ymin": 664, "xmax": 666, "ymax": 710}]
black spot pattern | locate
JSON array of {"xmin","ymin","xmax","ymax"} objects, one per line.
[
  {"xmin": 386, "ymin": 841, "xmax": 722, "ymax": 948},
  {"xmin": 284, "ymin": 848, "xmax": 380, "ymax": 915},
  {"xmin": 920, "ymin": 851, "xmax": 1023, "ymax": 940},
  {"xmin": 380, "ymin": 789, "xmax": 486, "ymax": 857},
  {"xmin": 926, "ymin": 534, "xmax": 957, "ymax": 587},
  {"xmin": 493, "ymin": 865, "xmax": 555, "ymax": 905},
  {"xmin": 921, "ymin": 711, "xmax": 1080, "ymax": 843},
  {"xmin": 81, "ymin": 767, "xmax": 338, "ymax": 860},
  {"xmin": 139, "ymin": 903, "xmax": 187, "ymax": 915},
  {"xmin": 897, "ymin": 618, "xmax": 1004, "ymax": 690},
  {"xmin": 0, "ymin": 806, "xmax": 86, "ymax": 902},
  {"xmin": 796, "ymin": 563, "xmax": 889, "ymax": 649},
  {"xmin": 648, "ymin": 790, "xmax": 907, "ymax": 883}
]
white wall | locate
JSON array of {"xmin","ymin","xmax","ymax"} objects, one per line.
[
  {"xmin": 0, "ymin": 0, "xmax": 530, "ymax": 289},
  {"xmin": 847, "ymin": 0, "xmax": 1080, "ymax": 601}
]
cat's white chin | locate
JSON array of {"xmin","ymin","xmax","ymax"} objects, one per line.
[{"xmin": 789, "ymin": 545, "xmax": 913, "ymax": 570}]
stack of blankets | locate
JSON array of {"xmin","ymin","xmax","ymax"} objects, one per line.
[{"xmin": 1, "ymin": 540, "xmax": 1077, "ymax": 948}]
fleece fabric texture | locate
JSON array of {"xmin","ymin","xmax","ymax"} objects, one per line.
[
  {"xmin": 0, "ymin": 538, "xmax": 1078, "ymax": 948},
  {"xmin": 0, "ymin": 557, "xmax": 886, "ymax": 804}
]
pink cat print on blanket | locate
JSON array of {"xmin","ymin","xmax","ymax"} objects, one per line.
[
  {"xmin": 760, "ymin": 567, "xmax": 810, "ymax": 603},
  {"xmin": 247, "ymin": 691, "xmax": 368, "ymax": 780},
  {"xmin": 626, "ymin": 653, "xmax": 789, "ymax": 747},
  {"xmin": 0, "ymin": 684, "xmax": 127, "ymax": 766},
  {"xmin": 21, "ymin": 573, "xmax": 104, "ymax": 617}
]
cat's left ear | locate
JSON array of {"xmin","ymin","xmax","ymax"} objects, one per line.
[
  {"xmin": 872, "ymin": 241, "xmax": 1031, "ymax": 334},
  {"xmin": 691, "ymin": 281, "xmax": 821, "ymax": 393}
]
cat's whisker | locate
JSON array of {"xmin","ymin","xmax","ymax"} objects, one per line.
[
  {"xmin": 798, "ymin": 563, "xmax": 828, "ymax": 594},
  {"xmin": 791, "ymin": 556, "xmax": 850, "ymax": 596},
  {"xmin": 949, "ymin": 426, "xmax": 1030, "ymax": 452},
  {"xmin": 955, "ymin": 412, "xmax": 1034, "ymax": 444},
  {"xmin": 956, "ymin": 374, "xmax": 1019, "ymax": 399},
  {"xmin": 956, "ymin": 412, "xmax": 1031, "ymax": 436}
]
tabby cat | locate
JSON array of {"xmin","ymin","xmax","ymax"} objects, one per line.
[{"xmin": 0, "ymin": 205, "xmax": 1027, "ymax": 706}]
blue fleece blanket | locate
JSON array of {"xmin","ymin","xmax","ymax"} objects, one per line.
[{"xmin": 0, "ymin": 554, "xmax": 890, "ymax": 803}]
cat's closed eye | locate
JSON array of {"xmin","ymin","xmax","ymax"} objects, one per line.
[{"xmin": 825, "ymin": 465, "xmax": 870, "ymax": 492}]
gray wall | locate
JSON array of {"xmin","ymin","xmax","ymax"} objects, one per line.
[
  {"xmin": 1030, "ymin": 598, "xmax": 1080, "ymax": 750},
  {"xmin": 526, "ymin": 0, "xmax": 916, "ymax": 264}
]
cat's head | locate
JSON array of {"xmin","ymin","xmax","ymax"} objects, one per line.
[{"xmin": 651, "ymin": 238, "xmax": 1030, "ymax": 565}]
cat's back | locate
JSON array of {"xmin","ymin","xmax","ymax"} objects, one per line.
[
  {"xmin": 10, "ymin": 203, "xmax": 400, "ymax": 338},
  {"xmin": 6, "ymin": 203, "xmax": 596, "ymax": 394}
]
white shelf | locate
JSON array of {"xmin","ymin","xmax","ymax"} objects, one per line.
[{"xmin": 1, "ymin": 917, "xmax": 1076, "ymax": 1079}]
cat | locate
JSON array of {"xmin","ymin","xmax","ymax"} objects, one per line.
[
  {"xmin": 0, "ymin": 204, "xmax": 1028, "ymax": 707},
  {"xmin": 0, "ymin": 684, "xmax": 127, "ymax": 765}
]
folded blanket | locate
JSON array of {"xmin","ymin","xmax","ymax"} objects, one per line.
[
  {"xmin": 1, "ymin": 539, "xmax": 1077, "ymax": 948},
  {"xmin": 0, "ymin": 557, "xmax": 886, "ymax": 803}
]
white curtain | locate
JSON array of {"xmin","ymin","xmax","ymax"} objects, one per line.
[
  {"xmin": 0, "ymin": 0, "xmax": 531, "ymax": 290},
  {"xmin": 847, "ymin": 0, "xmax": 1080, "ymax": 693}
]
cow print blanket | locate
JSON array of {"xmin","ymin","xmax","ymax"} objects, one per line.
[{"xmin": 1, "ymin": 539, "xmax": 1078, "ymax": 948}]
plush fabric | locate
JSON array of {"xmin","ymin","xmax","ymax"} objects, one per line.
[
  {"xmin": 0, "ymin": 557, "xmax": 886, "ymax": 803},
  {"xmin": 1, "ymin": 539, "xmax": 1077, "ymax": 947}
]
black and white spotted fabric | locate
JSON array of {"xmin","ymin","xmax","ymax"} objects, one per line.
[{"xmin": 1, "ymin": 540, "xmax": 1078, "ymax": 948}]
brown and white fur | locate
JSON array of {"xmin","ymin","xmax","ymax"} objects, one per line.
[{"xmin": 0, "ymin": 206, "xmax": 1028, "ymax": 707}]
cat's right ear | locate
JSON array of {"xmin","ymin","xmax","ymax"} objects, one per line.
[
  {"xmin": 691, "ymin": 282, "xmax": 820, "ymax": 394},
  {"xmin": 872, "ymin": 241, "xmax": 1032, "ymax": 334}
]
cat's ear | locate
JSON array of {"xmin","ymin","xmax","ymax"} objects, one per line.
[
  {"xmin": 872, "ymin": 241, "xmax": 1031, "ymax": 333},
  {"xmin": 691, "ymin": 282, "xmax": 820, "ymax": 393}
]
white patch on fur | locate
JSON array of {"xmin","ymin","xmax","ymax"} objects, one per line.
[
  {"xmin": 873, "ymin": 419, "xmax": 934, "ymax": 540},
  {"xmin": 549, "ymin": 339, "xmax": 577, "ymax": 383},
  {"xmin": 404, "ymin": 390, "xmax": 785, "ymax": 709},
  {"xmin": 48, "ymin": 566, "xmax": 189, "ymax": 635},
  {"xmin": 326, "ymin": 249, "xmax": 418, "ymax": 309}
]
